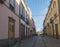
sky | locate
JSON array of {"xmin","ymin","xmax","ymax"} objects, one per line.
[{"xmin": 25, "ymin": 0, "xmax": 50, "ymax": 31}]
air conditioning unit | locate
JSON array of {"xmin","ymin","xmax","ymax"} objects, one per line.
[{"xmin": 0, "ymin": 0, "xmax": 6, "ymax": 4}]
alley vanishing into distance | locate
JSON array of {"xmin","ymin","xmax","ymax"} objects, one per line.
[
  {"xmin": 13, "ymin": 36, "xmax": 46, "ymax": 47},
  {"xmin": 1, "ymin": 0, "xmax": 60, "ymax": 47},
  {"xmin": 12, "ymin": 36, "xmax": 46, "ymax": 47}
]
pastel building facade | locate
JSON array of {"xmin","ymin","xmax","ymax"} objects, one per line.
[
  {"xmin": 0, "ymin": 0, "xmax": 36, "ymax": 46},
  {"xmin": 43, "ymin": 0, "xmax": 60, "ymax": 39}
]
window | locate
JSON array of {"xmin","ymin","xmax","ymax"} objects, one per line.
[
  {"xmin": 19, "ymin": 2, "xmax": 22, "ymax": 15},
  {"xmin": 19, "ymin": 2, "xmax": 25, "ymax": 16},
  {"xmin": 26, "ymin": 14, "xmax": 29, "ymax": 25},
  {"xmin": 23, "ymin": 7, "xmax": 25, "ymax": 18},
  {"xmin": 9, "ymin": 0, "xmax": 15, "ymax": 12},
  {"xmin": 53, "ymin": 1, "xmax": 56, "ymax": 15},
  {"xmin": 19, "ymin": 2, "xmax": 25, "ymax": 21},
  {"xmin": 58, "ymin": 0, "xmax": 60, "ymax": 14},
  {"xmin": 21, "ymin": 4, "xmax": 25, "ymax": 17}
]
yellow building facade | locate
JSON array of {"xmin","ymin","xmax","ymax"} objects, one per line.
[{"xmin": 43, "ymin": 0, "xmax": 60, "ymax": 39}]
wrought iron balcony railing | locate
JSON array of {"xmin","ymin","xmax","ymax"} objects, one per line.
[
  {"xmin": 20, "ymin": 15, "xmax": 25, "ymax": 21},
  {"xmin": 26, "ymin": 18, "xmax": 29, "ymax": 25},
  {"xmin": 50, "ymin": 19, "xmax": 53, "ymax": 23}
]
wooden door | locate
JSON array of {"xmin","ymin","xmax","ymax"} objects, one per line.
[{"xmin": 8, "ymin": 17, "xmax": 15, "ymax": 39}]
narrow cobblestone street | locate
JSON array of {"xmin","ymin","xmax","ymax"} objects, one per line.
[
  {"xmin": 12, "ymin": 36, "xmax": 46, "ymax": 47},
  {"xmin": 43, "ymin": 36, "xmax": 60, "ymax": 47},
  {"xmin": 12, "ymin": 36, "xmax": 60, "ymax": 47},
  {"xmin": 1, "ymin": 0, "xmax": 60, "ymax": 47}
]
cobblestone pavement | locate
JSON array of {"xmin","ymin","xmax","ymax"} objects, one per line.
[
  {"xmin": 12, "ymin": 35, "xmax": 60, "ymax": 47},
  {"xmin": 32, "ymin": 36, "xmax": 46, "ymax": 47},
  {"xmin": 12, "ymin": 36, "xmax": 46, "ymax": 47},
  {"xmin": 42, "ymin": 36, "xmax": 60, "ymax": 47}
]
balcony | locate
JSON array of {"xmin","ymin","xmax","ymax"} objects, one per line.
[
  {"xmin": 50, "ymin": 19, "xmax": 53, "ymax": 23},
  {"xmin": 26, "ymin": 19, "xmax": 29, "ymax": 25},
  {"xmin": 20, "ymin": 15, "xmax": 25, "ymax": 21},
  {"xmin": 9, "ymin": 4, "xmax": 15, "ymax": 12},
  {"xmin": 50, "ymin": 17, "xmax": 54, "ymax": 23},
  {"xmin": 0, "ymin": 0, "xmax": 6, "ymax": 4},
  {"xmin": 54, "ymin": 13, "xmax": 57, "ymax": 18}
]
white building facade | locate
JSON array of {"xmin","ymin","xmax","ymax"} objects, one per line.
[{"xmin": 0, "ymin": 0, "xmax": 33, "ymax": 46}]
